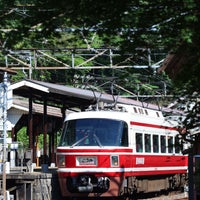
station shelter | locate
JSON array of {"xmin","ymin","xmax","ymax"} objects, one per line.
[{"xmin": 9, "ymin": 78, "xmax": 160, "ymax": 167}]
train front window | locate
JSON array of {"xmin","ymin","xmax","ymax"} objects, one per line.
[{"xmin": 59, "ymin": 118, "xmax": 128, "ymax": 147}]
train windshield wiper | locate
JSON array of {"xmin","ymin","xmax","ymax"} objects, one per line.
[
  {"xmin": 93, "ymin": 133, "xmax": 102, "ymax": 147},
  {"xmin": 70, "ymin": 135, "xmax": 88, "ymax": 148}
]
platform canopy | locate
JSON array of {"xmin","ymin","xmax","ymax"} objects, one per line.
[{"xmin": 10, "ymin": 79, "xmax": 141, "ymax": 110}]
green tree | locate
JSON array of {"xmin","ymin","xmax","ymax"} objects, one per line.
[
  {"xmin": 1, "ymin": 1, "xmax": 198, "ymax": 50},
  {"xmin": 16, "ymin": 127, "xmax": 29, "ymax": 148},
  {"xmin": 1, "ymin": 0, "xmax": 199, "ymax": 115}
]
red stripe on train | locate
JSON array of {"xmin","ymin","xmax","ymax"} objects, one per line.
[
  {"xmin": 58, "ymin": 170, "xmax": 187, "ymax": 177},
  {"xmin": 57, "ymin": 148, "xmax": 133, "ymax": 153},
  {"xmin": 130, "ymin": 121, "xmax": 177, "ymax": 130}
]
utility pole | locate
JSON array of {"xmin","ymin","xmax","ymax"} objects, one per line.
[{"xmin": 2, "ymin": 72, "xmax": 8, "ymax": 199}]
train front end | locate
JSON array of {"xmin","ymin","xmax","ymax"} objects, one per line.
[{"xmin": 56, "ymin": 111, "xmax": 129, "ymax": 197}]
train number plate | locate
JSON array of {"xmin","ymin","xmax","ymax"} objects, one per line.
[{"xmin": 76, "ymin": 156, "xmax": 97, "ymax": 166}]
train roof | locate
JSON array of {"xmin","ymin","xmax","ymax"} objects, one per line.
[
  {"xmin": 66, "ymin": 104, "xmax": 162, "ymax": 120},
  {"xmin": 64, "ymin": 103, "xmax": 180, "ymax": 129}
]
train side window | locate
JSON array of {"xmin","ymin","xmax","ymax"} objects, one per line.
[
  {"xmin": 153, "ymin": 135, "xmax": 159, "ymax": 153},
  {"xmin": 139, "ymin": 108, "xmax": 144, "ymax": 114},
  {"xmin": 156, "ymin": 112, "xmax": 160, "ymax": 117},
  {"xmin": 145, "ymin": 134, "xmax": 151, "ymax": 153},
  {"xmin": 133, "ymin": 107, "xmax": 138, "ymax": 113},
  {"xmin": 136, "ymin": 133, "xmax": 143, "ymax": 152},
  {"xmin": 161, "ymin": 136, "xmax": 166, "ymax": 153},
  {"xmin": 167, "ymin": 136, "xmax": 173, "ymax": 153},
  {"xmin": 175, "ymin": 135, "xmax": 181, "ymax": 154}
]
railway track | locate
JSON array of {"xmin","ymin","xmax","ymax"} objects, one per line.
[
  {"xmin": 63, "ymin": 191, "xmax": 188, "ymax": 200},
  {"xmin": 137, "ymin": 191, "xmax": 188, "ymax": 200}
]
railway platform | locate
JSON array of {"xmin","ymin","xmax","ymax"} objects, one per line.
[{"xmin": 0, "ymin": 166, "xmax": 63, "ymax": 200}]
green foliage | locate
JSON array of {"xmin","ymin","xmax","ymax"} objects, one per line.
[
  {"xmin": 37, "ymin": 134, "xmax": 49, "ymax": 149},
  {"xmin": 0, "ymin": 0, "xmax": 199, "ymax": 95},
  {"xmin": 16, "ymin": 127, "xmax": 52, "ymax": 150},
  {"xmin": 16, "ymin": 127, "xmax": 29, "ymax": 148},
  {"xmin": 11, "ymin": 70, "xmax": 26, "ymax": 83},
  {"xmin": 0, "ymin": 0, "xmax": 199, "ymax": 50}
]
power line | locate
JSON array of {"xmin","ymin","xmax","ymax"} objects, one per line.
[{"xmin": 3, "ymin": 48, "xmax": 164, "ymax": 72}]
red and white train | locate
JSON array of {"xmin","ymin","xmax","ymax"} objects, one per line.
[{"xmin": 56, "ymin": 104, "xmax": 188, "ymax": 198}]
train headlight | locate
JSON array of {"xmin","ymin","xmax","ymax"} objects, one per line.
[
  {"xmin": 58, "ymin": 155, "xmax": 65, "ymax": 167},
  {"xmin": 111, "ymin": 155, "xmax": 119, "ymax": 167}
]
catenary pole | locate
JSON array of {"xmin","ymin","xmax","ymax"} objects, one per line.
[{"xmin": 2, "ymin": 72, "xmax": 8, "ymax": 199}]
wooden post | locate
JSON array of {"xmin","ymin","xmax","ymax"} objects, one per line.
[
  {"xmin": 28, "ymin": 95, "xmax": 33, "ymax": 156},
  {"xmin": 43, "ymin": 98, "xmax": 47, "ymax": 163}
]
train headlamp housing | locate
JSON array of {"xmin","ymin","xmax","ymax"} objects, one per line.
[
  {"xmin": 58, "ymin": 155, "xmax": 65, "ymax": 167},
  {"xmin": 111, "ymin": 155, "xmax": 119, "ymax": 167}
]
